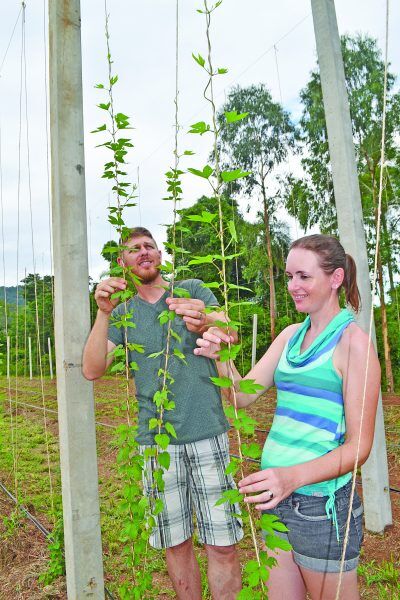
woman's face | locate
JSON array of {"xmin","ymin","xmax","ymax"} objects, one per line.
[{"xmin": 285, "ymin": 248, "xmax": 340, "ymax": 314}]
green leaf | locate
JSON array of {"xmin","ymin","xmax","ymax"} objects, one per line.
[
  {"xmin": 158, "ymin": 451, "xmax": 171, "ymax": 470},
  {"xmin": 264, "ymin": 534, "xmax": 292, "ymax": 552},
  {"xmin": 227, "ymin": 283, "xmax": 253, "ymax": 293},
  {"xmin": 215, "ymin": 488, "xmax": 242, "ymax": 506},
  {"xmin": 244, "ymin": 560, "xmax": 259, "ymax": 574},
  {"xmin": 173, "ymin": 348, "xmax": 187, "ymax": 364},
  {"xmin": 192, "ymin": 53, "xmax": 206, "ymax": 67},
  {"xmin": 185, "ymin": 211, "xmax": 217, "ymax": 223},
  {"xmin": 188, "ymin": 121, "xmax": 211, "ymax": 135},
  {"xmin": 247, "ymin": 571, "xmax": 260, "ymax": 587},
  {"xmin": 239, "ymin": 379, "xmax": 265, "ymax": 395},
  {"xmin": 188, "ymin": 255, "xmax": 215, "ymax": 265},
  {"xmin": 165, "ymin": 422, "xmax": 177, "ymax": 439},
  {"xmin": 148, "ymin": 418, "xmax": 159, "ymax": 431},
  {"xmin": 225, "ymin": 458, "xmax": 241, "ymax": 476},
  {"xmin": 148, "ymin": 350, "xmax": 164, "ymax": 359},
  {"xmin": 210, "ymin": 376, "xmax": 232, "ymax": 388},
  {"xmin": 170, "ymin": 329, "xmax": 182, "ymax": 344},
  {"xmin": 260, "ymin": 513, "xmax": 288, "ymax": 533},
  {"xmin": 218, "ymin": 344, "xmax": 242, "ymax": 362},
  {"xmin": 227, "ymin": 219, "xmax": 237, "ymax": 242},
  {"xmin": 221, "ymin": 169, "xmax": 251, "ymax": 182},
  {"xmin": 241, "ymin": 442, "xmax": 262, "ymax": 459},
  {"xmin": 183, "ymin": 150, "xmax": 195, "ymax": 155},
  {"xmin": 154, "ymin": 433, "xmax": 170, "ymax": 450},
  {"xmin": 187, "ymin": 165, "xmax": 213, "ymax": 179},
  {"xmin": 225, "ymin": 110, "xmax": 249, "ymax": 123},
  {"xmin": 173, "ymin": 287, "xmax": 191, "ymax": 298},
  {"xmin": 217, "ymin": 67, "xmax": 228, "ymax": 74},
  {"xmin": 127, "ymin": 343, "xmax": 145, "ymax": 353},
  {"xmin": 90, "ymin": 124, "xmax": 107, "ymax": 133},
  {"xmin": 201, "ymin": 282, "xmax": 220, "ymax": 289}
]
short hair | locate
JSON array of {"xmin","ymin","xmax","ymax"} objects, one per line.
[{"xmin": 120, "ymin": 227, "xmax": 157, "ymax": 247}]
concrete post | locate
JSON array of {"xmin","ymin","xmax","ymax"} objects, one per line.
[
  {"xmin": 48, "ymin": 1, "xmax": 105, "ymax": 597},
  {"xmin": 251, "ymin": 314, "xmax": 258, "ymax": 369},
  {"xmin": 311, "ymin": 0, "xmax": 392, "ymax": 532},
  {"xmin": 28, "ymin": 337, "xmax": 32, "ymax": 380},
  {"xmin": 48, "ymin": 337, "xmax": 54, "ymax": 380}
]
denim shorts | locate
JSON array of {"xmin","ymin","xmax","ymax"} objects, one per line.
[{"xmin": 262, "ymin": 481, "xmax": 363, "ymax": 573}]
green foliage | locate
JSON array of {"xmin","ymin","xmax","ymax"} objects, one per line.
[
  {"xmin": 0, "ymin": 274, "xmax": 55, "ymax": 377},
  {"xmin": 39, "ymin": 513, "xmax": 66, "ymax": 586},
  {"xmin": 187, "ymin": 3, "xmax": 290, "ymax": 594},
  {"xmin": 358, "ymin": 557, "xmax": 400, "ymax": 597}
]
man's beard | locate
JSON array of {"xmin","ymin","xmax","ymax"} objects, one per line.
[{"xmin": 136, "ymin": 266, "xmax": 160, "ymax": 284}]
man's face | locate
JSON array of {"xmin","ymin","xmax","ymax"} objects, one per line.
[{"xmin": 119, "ymin": 235, "xmax": 162, "ymax": 284}]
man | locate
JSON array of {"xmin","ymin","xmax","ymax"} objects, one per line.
[{"xmin": 83, "ymin": 226, "xmax": 242, "ymax": 599}]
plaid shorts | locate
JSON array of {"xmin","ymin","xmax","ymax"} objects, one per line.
[{"xmin": 140, "ymin": 432, "xmax": 243, "ymax": 549}]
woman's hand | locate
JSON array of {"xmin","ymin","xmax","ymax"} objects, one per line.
[
  {"xmin": 238, "ymin": 466, "xmax": 298, "ymax": 510},
  {"xmin": 193, "ymin": 326, "xmax": 235, "ymax": 359}
]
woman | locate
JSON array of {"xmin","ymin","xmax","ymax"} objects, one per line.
[{"xmin": 194, "ymin": 234, "xmax": 380, "ymax": 600}]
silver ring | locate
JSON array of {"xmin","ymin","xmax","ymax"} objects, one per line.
[{"xmin": 266, "ymin": 489, "xmax": 274, "ymax": 500}]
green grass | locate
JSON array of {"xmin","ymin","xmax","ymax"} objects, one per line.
[
  {"xmin": 358, "ymin": 557, "xmax": 400, "ymax": 599},
  {"xmin": 1, "ymin": 380, "xmax": 400, "ymax": 598}
]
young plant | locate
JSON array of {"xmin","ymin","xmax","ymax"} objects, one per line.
[{"xmin": 186, "ymin": 1, "xmax": 291, "ymax": 596}]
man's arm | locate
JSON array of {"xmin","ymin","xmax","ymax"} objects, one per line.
[
  {"xmin": 82, "ymin": 277, "xmax": 126, "ymax": 380},
  {"xmin": 82, "ymin": 311, "xmax": 116, "ymax": 380}
]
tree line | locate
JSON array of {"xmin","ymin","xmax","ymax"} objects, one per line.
[{"xmin": 0, "ymin": 34, "xmax": 399, "ymax": 390}]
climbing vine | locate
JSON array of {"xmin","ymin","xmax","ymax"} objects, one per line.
[
  {"xmin": 91, "ymin": 1, "xmax": 289, "ymax": 598},
  {"xmin": 184, "ymin": 1, "xmax": 291, "ymax": 597},
  {"xmin": 92, "ymin": 3, "xmax": 188, "ymax": 597}
]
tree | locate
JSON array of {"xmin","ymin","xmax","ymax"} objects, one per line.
[
  {"xmin": 216, "ymin": 84, "xmax": 297, "ymax": 339},
  {"xmin": 290, "ymin": 34, "xmax": 400, "ymax": 391}
]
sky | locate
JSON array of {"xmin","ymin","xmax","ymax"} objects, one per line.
[{"xmin": 0, "ymin": 0, "xmax": 399, "ymax": 286}]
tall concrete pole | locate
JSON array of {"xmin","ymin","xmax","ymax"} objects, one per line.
[
  {"xmin": 49, "ymin": 2, "xmax": 105, "ymax": 597},
  {"xmin": 311, "ymin": 0, "xmax": 392, "ymax": 532}
]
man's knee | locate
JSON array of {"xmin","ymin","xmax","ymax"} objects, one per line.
[
  {"xmin": 166, "ymin": 537, "xmax": 194, "ymax": 557},
  {"xmin": 205, "ymin": 543, "xmax": 238, "ymax": 559}
]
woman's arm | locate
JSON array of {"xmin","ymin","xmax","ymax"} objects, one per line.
[
  {"xmin": 194, "ymin": 324, "xmax": 299, "ymax": 408},
  {"xmin": 238, "ymin": 325, "xmax": 381, "ymax": 509}
]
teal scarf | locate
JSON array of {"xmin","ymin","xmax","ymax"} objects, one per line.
[{"xmin": 287, "ymin": 309, "xmax": 355, "ymax": 369}]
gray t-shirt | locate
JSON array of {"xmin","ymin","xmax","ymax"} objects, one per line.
[{"xmin": 107, "ymin": 279, "xmax": 229, "ymax": 444}]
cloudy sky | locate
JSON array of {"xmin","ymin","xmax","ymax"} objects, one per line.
[{"xmin": 0, "ymin": 0, "xmax": 398, "ymax": 286}]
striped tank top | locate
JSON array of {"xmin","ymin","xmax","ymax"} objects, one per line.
[{"xmin": 261, "ymin": 309, "xmax": 354, "ymax": 535}]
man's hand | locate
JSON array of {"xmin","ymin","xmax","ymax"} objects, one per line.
[
  {"xmin": 194, "ymin": 326, "xmax": 235, "ymax": 359},
  {"xmin": 94, "ymin": 277, "xmax": 127, "ymax": 315},
  {"xmin": 166, "ymin": 297, "xmax": 208, "ymax": 333}
]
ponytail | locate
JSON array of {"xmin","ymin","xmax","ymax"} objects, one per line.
[{"xmin": 343, "ymin": 254, "xmax": 361, "ymax": 313}]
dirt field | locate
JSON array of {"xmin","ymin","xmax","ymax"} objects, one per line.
[{"xmin": 0, "ymin": 377, "xmax": 399, "ymax": 599}]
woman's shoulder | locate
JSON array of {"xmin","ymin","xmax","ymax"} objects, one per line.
[
  {"xmin": 340, "ymin": 321, "xmax": 372, "ymax": 349},
  {"xmin": 335, "ymin": 321, "xmax": 380, "ymax": 373},
  {"xmin": 280, "ymin": 322, "xmax": 302, "ymax": 341}
]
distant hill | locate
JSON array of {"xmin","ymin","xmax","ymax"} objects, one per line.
[{"xmin": 0, "ymin": 286, "xmax": 23, "ymax": 305}]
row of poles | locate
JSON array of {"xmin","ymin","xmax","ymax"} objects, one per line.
[
  {"xmin": 46, "ymin": 1, "xmax": 392, "ymax": 598},
  {"xmin": 5, "ymin": 336, "xmax": 54, "ymax": 380}
]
